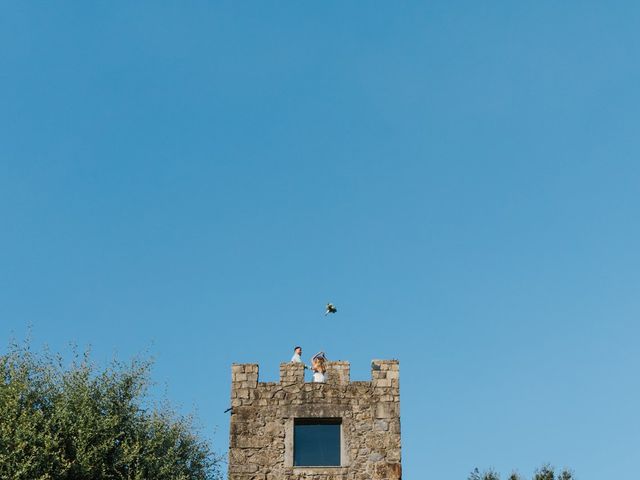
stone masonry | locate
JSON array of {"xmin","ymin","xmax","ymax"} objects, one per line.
[{"xmin": 228, "ymin": 359, "xmax": 401, "ymax": 480}]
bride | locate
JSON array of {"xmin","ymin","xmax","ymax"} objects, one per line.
[{"xmin": 311, "ymin": 352, "xmax": 327, "ymax": 383}]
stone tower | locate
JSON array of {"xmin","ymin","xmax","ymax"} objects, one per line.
[{"xmin": 228, "ymin": 359, "xmax": 401, "ymax": 480}]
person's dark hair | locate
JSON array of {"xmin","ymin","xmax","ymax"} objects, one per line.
[{"xmin": 294, "ymin": 346, "xmax": 301, "ymax": 351}]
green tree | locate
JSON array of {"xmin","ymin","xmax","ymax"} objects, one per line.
[
  {"xmin": 469, "ymin": 467, "xmax": 500, "ymax": 480},
  {"xmin": 468, "ymin": 465, "xmax": 574, "ymax": 480},
  {"xmin": 0, "ymin": 342, "xmax": 221, "ymax": 480}
]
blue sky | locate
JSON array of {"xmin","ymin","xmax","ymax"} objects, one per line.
[{"xmin": 1, "ymin": 2, "xmax": 639, "ymax": 478}]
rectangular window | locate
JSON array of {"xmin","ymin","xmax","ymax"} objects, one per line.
[{"xmin": 293, "ymin": 418, "xmax": 341, "ymax": 467}]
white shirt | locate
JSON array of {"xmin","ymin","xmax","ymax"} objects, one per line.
[
  {"xmin": 291, "ymin": 353, "xmax": 303, "ymax": 363},
  {"xmin": 312, "ymin": 371, "xmax": 326, "ymax": 383}
]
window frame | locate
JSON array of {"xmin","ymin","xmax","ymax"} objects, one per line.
[{"xmin": 292, "ymin": 417, "xmax": 343, "ymax": 467}]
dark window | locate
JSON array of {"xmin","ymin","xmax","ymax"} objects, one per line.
[{"xmin": 294, "ymin": 418, "xmax": 341, "ymax": 467}]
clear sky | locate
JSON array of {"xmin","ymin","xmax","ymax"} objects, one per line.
[{"xmin": 1, "ymin": 2, "xmax": 639, "ymax": 479}]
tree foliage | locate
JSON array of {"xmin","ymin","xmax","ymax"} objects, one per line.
[
  {"xmin": 0, "ymin": 342, "xmax": 221, "ymax": 480},
  {"xmin": 469, "ymin": 465, "xmax": 574, "ymax": 480}
]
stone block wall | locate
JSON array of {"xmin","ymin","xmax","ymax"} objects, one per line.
[{"xmin": 228, "ymin": 359, "xmax": 401, "ymax": 480}]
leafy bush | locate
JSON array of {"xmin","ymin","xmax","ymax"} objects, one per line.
[{"xmin": 0, "ymin": 342, "xmax": 221, "ymax": 480}]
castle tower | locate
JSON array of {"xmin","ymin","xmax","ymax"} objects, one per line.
[{"xmin": 228, "ymin": 359, "xmax": 401, "ymax": 480}]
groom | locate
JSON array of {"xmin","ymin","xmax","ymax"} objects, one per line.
[
  {"xmin": 291, "ymin": 346, "xmax": 303, "ymax": 364},
  {"xmin": 290, "ymin": 346, "xmax": 309, "ymax": 371}
]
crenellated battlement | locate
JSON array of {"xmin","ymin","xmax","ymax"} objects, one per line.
[{"xmin": 231, "ymin": 359, "xmax": 399, "ymax": 388}]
